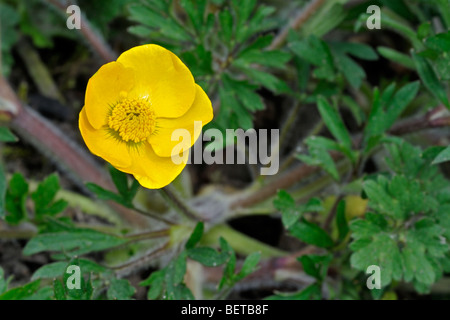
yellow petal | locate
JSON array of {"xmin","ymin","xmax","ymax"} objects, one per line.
[
  {"xmin": 148, "ymin": 84, "xmax": 213, "ymax": 157},
  {"xmin": 123, "ymin": 143, "xmax": 189, "ymax": 189},
  {"xmin": 116, "ymin": 44, "xmax": 195, "ymax": 119},
  {"xmin": 79, "ymin": 107, "xmax": 132, "ymax": 168},
  {"xmin": 85, "ymin": 62, "xmax": 135, "ymax": 129}
]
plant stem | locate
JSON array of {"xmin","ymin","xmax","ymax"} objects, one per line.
[
  {"xmin": 132, "ymin": 206, "xmax": 177, "ymax": 225},
  {"xmin": 159, "ymin": 186, "xmax": 203, "ymax": 221},
  {"xmin": 46, "ymin": 0, "xmax": 116, "ymax": 63},
  {"xmin": 322, "ymin": 195, "xmax": 344, "ymax": 232},
  {"xmin": 112, "ymin": 242, "xmax": 170, "ymax": 278},
  {"xmin": 202, "ymin": 224, "xmax": 286, "ymax": 258},
  {"xmin": 125, "ymin": 229, "xmax": 170, "ymax": 243}
]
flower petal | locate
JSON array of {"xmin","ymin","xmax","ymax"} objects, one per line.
[
  {"xmin": 148, "ymin": 84, "xmax": 213, "ymax": 157},
  {"xmin": 116, "ymin": 44, "xmax": 195, "ymax": 118},
  {"xmin": 79, "ymin": 107, "xmax": 132, "ymax": 168},
  {"xmin": 85, "ymin": 62, "xmax": 135, "ymax": 129},
  {"xmin": 119, "ymin": 143, "xmax": 188, "ymax": 189}
]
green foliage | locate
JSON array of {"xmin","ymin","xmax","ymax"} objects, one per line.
[
  {"xmin": 433, "ymin": 146, "xmax": 450, "ymax": 165},
  {"xmin": 265, "ymin": 283, "xmax": 322, "ymax": 300},
  {"xmin": 86, "ymin": 165, "xmax": 139, "ymax": 209},
  {"xmin": 0, "ymin": 279, "xmax": 43, "ymax": 300},
  {"xmin": 127, "ymin": 0, "xmax": 291, "ymax": 134},
  {"xmin": 274, "ymin": 191, "xmax": 332, "ymax": 248},
  {"xmin": 0, "ymin": 127, "xmax": 18, "ymax": 143},
  {"xmin": 363, "ymin": 81, "xmax": 420, "ymax": 153},
  {"xmin": 107, "ymin": 278, "xmax": 136, "ymax": 300},
  {"xmin": 3, "ymin": 173, "xmax": 67, "ymax": 225},
  {"xmin": 5, "ymin": 173, "xmax": 28, "ymax": 225},
  {"xmin": 350, "ymin": 140, "xmax": 450, "ymax": 292},
  {"xmin": 0, "ymin": 2, "xmax": 20, "ymax": 76},
  {"xmin": 23, "ymin": 225, "xmax": 127, "ymax": 256},
  {"xmin": 1, "ymin": 0, "xmax": 450, "ymax": 302},
  {"xmin": 32, "ymin": 174, "xmax": 68, "ymax": 220},
  {"xmin": 140, "ymin": 222, "xmax": 260, "ymax": 299},
  {"xmin": 0, "ymin": 163, "xmax": 6, "ymax": 220}
]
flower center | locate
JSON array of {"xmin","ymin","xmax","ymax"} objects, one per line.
[{"xmin": 108, "ymin": 98, "xmax": 155, "ymax": 143}]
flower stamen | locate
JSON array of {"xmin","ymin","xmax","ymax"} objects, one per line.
[{"xmin": 108, "ymin": 98, "xmax": 155, "ymax": 143}]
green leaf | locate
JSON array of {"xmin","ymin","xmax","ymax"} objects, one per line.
[
  {"xmin": 298, "ymin": 254, "xmax": 332, "ymax": 281},
  {"xmin": 401, "ymin": 247, "xmax": 436, "ymax": 286},
  {"xmin": 336, "ymin": 200, "xmax": 349, "ymax": 241},
  {"xmin": 109, "ymin": 166, "xmax": 129, "ymax": 198},
  {"xmin": 107, "ymin": 278, "xmax": 135, "ymax": 300},
  {"xmin": 274, "ymin": 190, "xmax": 322, "ymax": 229},
  {"xmin": 289, "ymin": 36, "xmax": 335, "ymax": 81},
  {"xmin": 297, "ymin": 145, "xmax": 340, "ymax": 181},
  {"xmin": 32, "ymin": 259, "xmax": 106, "ymax": 280},
  {"xmin": 0, "ymin": 267, "xmax": 7, "ymax": 295},
  {"xmin": 32, "ymin": 174, "xmax": 67, "ymax": 218},
  {"xmin": 425, "ymin": 32, "xmax": 450, "ymax": 52},
  {"xmin": 0, "ymin": 280, "xmax": 41, "ymax": 300},
  {"xmin": 0, "ymin": 164, "xmax": 6, "ymax": 219},
  {"xmin": 232, "ymin": 0, "xmax": 256, "ymax": 29},
  {"xmin": 222, "ymin": 74, "xmax": 264, "ymax": 112},
  {"xmin": 265, "ymin": 283, "xmax": 321, "ymax": 300},
  {"xmin": 290, "ymin": 219, "xmax": 334, "ymax": 248},
  {"xmin": 241, "ymin": 68, "xmax": 291, "ymax": 94},
  {"xmin": 53, "ymin": 279, "xmax": 66, "ymax": 300},
  {"xmin": 180, "ymin": 0, "xmax": 206, "ymax": 33},
  {"xmin": 32, "ymin": 262, "xmax": 67, "ymax": 281},
  {"xmin": 412, "ymin": 51, "xmax": 450, "ymax": 108},
  {"xmin": 164, "ymin": 252, "xmax": 192, "ymax": 300},
  {"xmin": 432, "ymin": 145, "xmax": 450, "ymax": 165},
  {"xmin": 0, "ymin": 127, "xmax": 18, "ymax": 142},
  {"xmin": 187, "ymin": 247, "xmax": 229, "ymax": 267},
  {"xmin": 364, "ymin": 82, "xmax": 420, "ymax": 150},
  {"xmin": 235, "ymin": 50, "xmax": 291, "ymax": 69},
  {"xmin": 236, "ymin": 252, "xmax": 261, "ymax": 280},
  {"xmin": 128, "ymin": 4, "xmax": 191, "ymax": 42},
  {"xmin": 5, "ymin": 173, "xmax": 29, "ymax": 225},
  {"xmin": 140, "ymin": 270, "xmax": 164, "ymax": 300},
  {"xmin": 363, "ymin": 178, "xmax": 403, "ymax": 219},
  {"xmin": 384, "ymin": 81, "xmax": 420, "ymax": 127},
  {"xmin": 350, "ymin": 233, "xmax": 403, "ymax": 287},
  {"xmin": 23, "ymin": 228, "xmax": 127, "ymax": 256},
  {"xmin": 331, "ymin": 46, "xmax": 366, "ymax": 89},
  {"xmin": 377, "ymin": 47, "xmax": 415, "ymax": 69},
  {"xmin": 317, "ymin": 97, "xmax": 352, "ymax": 151},
  {"xmin": 185, "ymin": 222, "xmax": 204, "ymax": 249},
  {"xmin": 218, "ymin": 84, "xmax": 253, "ymax": 130},
  {"xmin": 332, "ymin": 42, "xmax": 378, "ymax": 60},
  {"xmin": 219, "ymin": 237, "xmax": 236, "ymax": 289},
  {"xmin": 86, "ymin": 183, "xmax": 131, "ymax": 208},
  {"xmin": 273, "ymin": 190, "xmax": 297, "ymax": 229},
  {"xmin": 219, "ymin": 10, "xmax": 233, "ymax": 44},
  {"xmin": 341, "ymin": 95, "xmax": 366, "ymax": 126}
]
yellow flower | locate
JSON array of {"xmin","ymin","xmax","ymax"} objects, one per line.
[{"xmin": 79, "ymin": 44, "xmax": 213, "ymax": 189}]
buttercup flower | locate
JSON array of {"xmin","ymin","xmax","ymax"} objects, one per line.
[{"xmin": 79, "ymin": 44, "xmax": 213, "ymax": 189}]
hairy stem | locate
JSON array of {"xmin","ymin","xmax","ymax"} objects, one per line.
[
  {"xmin": 46, "ymin": 0, "xmax": 117, "ymax": 63},
  {"xmin": 160, "ymin": 185, "xmax": 203, "ymax": 221}
]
